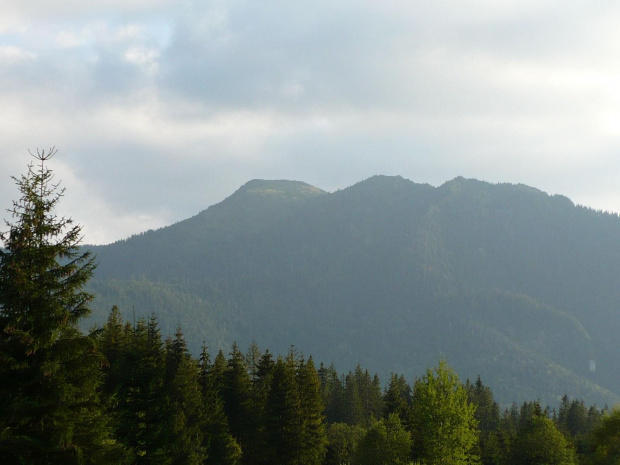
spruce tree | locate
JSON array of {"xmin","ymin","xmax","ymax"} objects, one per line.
[
  {"xmin": 383, "ymin": 373, "xmax": 411, "ymax": 422},
  {"xmin": 250, "ymin": 350, "xmax": 274, "ymax": 465},
  {"xmin": 297, "ymin": 356, "xmax": 327, "ymax": 465},
  {"xmin": 319, "ymin": 363, "xmax": 345, "ymax": 424},
  {"xmin": 198, "ymin": 345, "xmax": 241, "ymax": 465},
  {"xmin": 163, "ymin": 327, "xmax": 207, "ymax": 465},
  {"xmin": 222, "ymin": 342, "xmax": 254, "ymax": 462},
  {"xmin": 0, "ymin": 150, "xmax": 124, "ymax": 463},
  {"xmin": 118, "ymin": 316, "xmax": 168, "ymax": 463},
  {"xmin": 265, "ymin": 356, "xmax": 302, "ymax": 464},
  {"xmin": 344, "ymin": 372, "xmax": 364, "ymax": 426},
  {"xmin": 466, "ymin": 376, "xmax": 502, "ymax": 465}
]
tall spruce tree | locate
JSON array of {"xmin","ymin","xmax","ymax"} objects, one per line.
[
  {"xmin": 118, "ymin": 316, "xmax": 168, "ymax": 463},
  {"xmin": 383, "ymin": 374, "xmax": 411, "ymax": 423},
  {"xmin": 265, "ymin": 356, "xmax": 302, "ymax": 464},
  {"xmin": 297, "ymin": 356, "xmax": 327, "ymax": 465},
  {"xmin": 198, "ymin": 345, "xmax": 241, "ymax": 465},
  {"xmin": 319, "ymin": 363, "xmax": 345, "ymax": 424},
  {"xmin": 466, "ymin": 376, "xmax": 502, "ymax": 465},
  {"xmin": 0, "ymin": 150, "xmax": 124, "ymax": 463},
  {"xmin": 222, "ymin": 343, "xmax": 256, "ymax": 463},
  {"xmin": 163, "ymin": 327, "xmax": 207, "ymax": 465}
]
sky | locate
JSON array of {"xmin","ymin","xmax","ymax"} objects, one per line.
[{"xmin": 2, "ymin": 1, "xmax": 620, "ymax": 245}]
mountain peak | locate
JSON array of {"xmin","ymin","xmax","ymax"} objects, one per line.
[{"xmin": 237, "ymin": 179, "xmax": 326, "ymax": 199}]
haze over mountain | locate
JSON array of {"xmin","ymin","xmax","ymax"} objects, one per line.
[{"xmin": 85, "ymin": 175, "xmax": 620, "ymax": 407}]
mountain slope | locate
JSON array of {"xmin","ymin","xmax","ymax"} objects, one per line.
[{"xmin": 85, "ymin": 176, "xmax": 620, "ymax": 406}]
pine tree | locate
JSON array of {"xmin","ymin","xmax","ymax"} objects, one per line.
[
  {"xmin": 264, "ymin": 356, "xmax": 302, "ymax": 464},
  {"xmin": 198, "ymin": 345, "xmax": 241, "ymax": 465},
  {"xmin": 383, "ymin": 373, "xmax": 411, "ymax": 422},
  {"xmin": 222, "ymin": 343, "xmax": 254, "ymax": 463},
  {"xmin": 297, "ymin": 356, "xmax": 327, "ymax": 465},
  {"xmin": 245, "ymin": 341, "xmax": 262, "ymax": 385},
  {"xmin": 466, "ymin": 376, "xmax": 502, "ymax": 465},
  {"xmin": 210, "ymin": 350, "xmax": 228, "ymax": 394},
  {"xmin": 163, "ymin": 327, "xmax": 207, "ymax": 465},
  {"xmin": 344, "ymin": 372, "xmax": 364, "ymax": 426},
  {"xmin": 319, "ymin": 363, "xmax": 345, "ymax": 424},
  {"xmin": 117, "ymin": 315, "xmax": 168, "ymax": 463},
  {"xmin": 251, "ymin": 350, "xmax": 274, "ymax": 465},
  {"xmin": 354, "ymin": 365, "xmax": 382, "ymax": 425},
  {"xmin": 0, "ymin": 150, "xmax": 124, "ymax": 463},
  {"xmin": 98, "ymin": 306, "xmax": 131, "ymax": 398}
]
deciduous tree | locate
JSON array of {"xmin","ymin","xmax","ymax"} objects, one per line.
[{"xmin": 410, "ymin": 360, "xmax": 479, "ymax": 464}]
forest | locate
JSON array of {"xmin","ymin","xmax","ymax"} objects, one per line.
[
  {"xmin": 85, "ymin": 175, "xmax": 620, "ymax": 407},
  {"xmin": 1, "ymin": 154, "xmax": 620, "ymax": 464}
]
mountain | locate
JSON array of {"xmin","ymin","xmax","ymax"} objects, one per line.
[{"xmin": 85, "ymin": 176, "xmax": 620, "ymax": 407}]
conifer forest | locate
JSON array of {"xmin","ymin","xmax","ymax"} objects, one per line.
[{"xmin": 2, "ymin": 153, "xmax": 620, "ymax": 464}]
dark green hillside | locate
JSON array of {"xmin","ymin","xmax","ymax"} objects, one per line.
[{"xmin": 86, "ymin": 175, "xmax": 620, "ymax": 406}]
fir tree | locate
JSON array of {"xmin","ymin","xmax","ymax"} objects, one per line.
[
  {"xmin": 297, "ymin": 356, "xmax": 327, "ymax": 465},
  {"xmin": 198, "ymin": 344, "xmax": 241, "ymax": 465},
  {"xmin": 250, "ymin": 350, "xmax": 274, "ymax": 465},
  {"xmin": 344, "ymin": 372, "xmax": 364, "ymax": 426},
  {"xmin": 163, "ymin": 327, "xmax": 207, "ymax": 465},
  {"xmin": 383, "ymin": 373, "xmax": 411, "ymax": 422},
  {"xmin": 118, "ymin": 316, "xmax": 168, "ymax": 463},
  {"xmin": 319, "ymin": 363, "xmax": 345, "ymax": 424},
  {"xmin": 0, "ymin": 150, "xmax": 124, "ymax": 463},
  {"xmin": 466, "ymin": 376, "xmax": 501, "ymax": 465},
  {"xmin": 265, "ymin": 356, "xmax": 302, "ymax": 465},
  {"xmin": 222, "ymin": 343, "xmax": 254, "ymax": 463}
]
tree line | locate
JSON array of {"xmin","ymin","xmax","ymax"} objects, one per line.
[{"xmin": 1, "ymin": 153, "xmax": 620, "ymax": 464}]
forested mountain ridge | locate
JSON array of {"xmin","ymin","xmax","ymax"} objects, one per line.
[{"xmin": 85, "ymin": 175, "xmax": 620, "ymax": 406}]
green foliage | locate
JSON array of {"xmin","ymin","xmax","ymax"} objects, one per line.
[
  {"xmin": 325, "ymin": 422, "xmax": 366, "ymax": 465},
  {"xmin": 354, "ymin": 414, "xmax": 412, "ymax": 465},
  {"xmin": 510, "ymin": 414, "xmax": 576, "ymax": 465},
  {"xmin": 467, "ymin": 376, "xmax": 502, "ymax": 465},
  {"xmin": 319, "ymin": 363, "xmax": 346, "ymax": 424},
  {"xmin": 264, "ymin": 356, "xmax": 303, "ymax": 464},
  {"xmin": 221, "ymin": 342, "xmax": 255, "ymax": 461},
  {"xmin": 590, "ymin": 408, "xmax": 620, "ymax": 465},
  {"xmin": 384, "ymin": 373, "xmax": 412, "ymax": 422},
  {"xmin": 163, "ymin": 328, "xmax": 207, "ymax": 464},
  {"xmin": 297, "ymin": 357, "xmax": 328, "ymax": 465},
  {"xmin": 410, "ymin": 360, "xmax": 480, "ymax": 464},
  {"xmin": 121, "ymin": 316, "xmax": 168, "ymax": 463},
  {"xmin": 86, "ymin": 176, "xmax": 620, "ymax": 406},
  {"xmin": 12, "ymin": 161, "xmax": 620, "ymax": 465},
  {"xmin": 0, "ymin": 152, "xmax": 124, "ymax": 463},
  {"xmin": 198, "ymin": 345, "xmax": 242, "ymax": 465}
]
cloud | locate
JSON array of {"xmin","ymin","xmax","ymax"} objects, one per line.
[{"xmin": 2, "ymin": 1, "xmax": 620, "ymax": 244}]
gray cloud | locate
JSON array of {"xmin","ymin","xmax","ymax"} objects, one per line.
[{"xmin": 2, "ymin": 1, "xmax": 620, "ymax": 244}]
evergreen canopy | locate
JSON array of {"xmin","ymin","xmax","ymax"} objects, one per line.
[{"xmin": 0, "ymin": 150, "xmax": 122, "ymax": 463}]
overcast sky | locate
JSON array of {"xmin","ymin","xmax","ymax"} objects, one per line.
[{"xmin": 2, "ymin": 1, "xmax": 620, "ymax": 244}]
